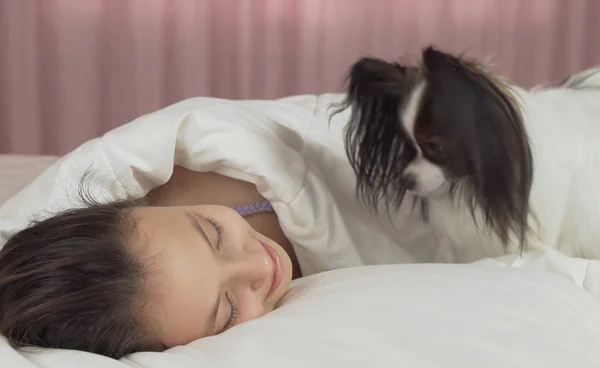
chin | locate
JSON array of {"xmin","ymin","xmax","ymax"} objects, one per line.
[{"xmin": 335, "ymin": 45, "xmax": 600, "ymax": 261}]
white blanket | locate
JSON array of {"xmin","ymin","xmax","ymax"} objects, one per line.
[{"xmin": 0, "ymin": 94, "xmax": 439, "ymax": 276}]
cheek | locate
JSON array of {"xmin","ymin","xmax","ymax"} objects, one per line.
[
  {"xmin": 231, "ymin": 291, "xmax": 267, "ymax": 327},
  {"xmin": 405, "ymin": 159, "xmax": 446, "ymax": 192}
]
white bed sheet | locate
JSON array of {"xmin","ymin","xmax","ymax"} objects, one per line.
[{"xmin": 2, "ymin": 262, "xmax": 600, "ymax": 368}]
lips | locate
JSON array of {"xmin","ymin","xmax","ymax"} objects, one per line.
[{"xmin": 260, "ymin": 241, "xmax": 283, "ymax": 299}]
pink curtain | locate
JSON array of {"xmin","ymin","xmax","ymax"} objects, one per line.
[{"xmin": 1, "ymin": 0, "xmax": 599, "ymax": 155}]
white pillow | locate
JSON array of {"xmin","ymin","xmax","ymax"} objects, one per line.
[{"xmin": 3, "ymin": 263, "xmax": 600, "ymax": 367}]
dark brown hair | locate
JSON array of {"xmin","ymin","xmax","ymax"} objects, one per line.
[{"xmin": 0, "ymin": 188, "xmax": 164, "ymax": 359}]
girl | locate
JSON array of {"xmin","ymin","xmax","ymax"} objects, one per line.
[{"xmin": 0, "ymin": 95, "xmax": 436, "ymax": 359}]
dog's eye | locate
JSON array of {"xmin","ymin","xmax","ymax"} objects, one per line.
[
  {"xmin": 425, "ymin": 141, "xmax": 442, "ymax": 153},
  {"xmin": 421, "ymin": 140, "xmax": 443, "ymax": 157}
]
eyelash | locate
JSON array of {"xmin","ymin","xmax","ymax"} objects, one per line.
[
  {"xmin": 224, "ymin": 292, "xmax": 237, "ymax": 331},
  {"xmin": 205, "ymin": 217, "xmax": 225, "ymax": 249}
]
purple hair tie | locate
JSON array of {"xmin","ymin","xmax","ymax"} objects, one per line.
[{"xmin": 233, "ymin": 200, "xmax": 274, "ymax": 217}]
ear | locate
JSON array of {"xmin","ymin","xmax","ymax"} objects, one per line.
[
  {"xmin": 333, "ymin": 58, "xmax": 421, "ymax": 210},
  {"xmin": 344, "ymin": 57, "xmax": 418, "ymax": 100},
  {"xmin": 420, "ymin": 46, "xmax": 533, "ymax": 248}
]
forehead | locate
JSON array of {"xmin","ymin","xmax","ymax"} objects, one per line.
[
  {"xmin": 132, "ymin": 206, "xmax": 215, "ymax": 281},
  {"xmin": 132, "ymin": 207, "xmax": 190, "ymax": 259},
  {"xmin": 131, "ymin": 206, "xmax": 219, "ymax": 345}
]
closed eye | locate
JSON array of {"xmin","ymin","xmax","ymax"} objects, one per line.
[
  {"xmin": 205, "ymin": 217, "xmax": 225, "ymax": 250},
  {"xmin": 223, "ymin": 292, "xmax": 237, "ymax": 332},
  {"xmin": 187, "ymin": 212, "xmax": 225, "ymax": 250}
]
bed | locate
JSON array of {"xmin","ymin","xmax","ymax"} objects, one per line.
[{"xmin": 2, "ymin": 95, "xmax": 600, "ymax": 367}]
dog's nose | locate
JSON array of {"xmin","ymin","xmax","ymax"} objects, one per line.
[{"xmin": 401, "ymin": 174, "xmax": 417, "ymax": 190}]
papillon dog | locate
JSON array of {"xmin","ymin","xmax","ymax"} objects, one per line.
[{"xmin": 336, "ymin": 46, "xmax": 600, "ymax": 262}]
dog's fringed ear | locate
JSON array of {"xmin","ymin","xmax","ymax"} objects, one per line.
[
  {"xmin": 343, "ymin": 58, "xmax": 417, "ymax": 100},
  {"xmin": 420, "ymin": 46, "xmax": 533, "ymax": 249},
  {"xmin": 333, "ymin": 58, "xmax": 420, "ymax": 210}
]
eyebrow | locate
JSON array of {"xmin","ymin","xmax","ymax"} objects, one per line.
[{"xmin": 184, "ymin": 211, "xmax": 221, "ymax": 334}]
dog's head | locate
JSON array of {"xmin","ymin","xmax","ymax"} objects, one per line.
[{"xmin": 337, "ymin": 46, "xmax": 533, "ymax": 247}]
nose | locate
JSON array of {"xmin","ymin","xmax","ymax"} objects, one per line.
[{"xmin": 227, "ymin": 245, "xmax": 272, "ymax": 292}]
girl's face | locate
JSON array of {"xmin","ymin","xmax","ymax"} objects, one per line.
[{"xmin": 131, "ymin": 204, "xmax": 293, "ymax": 348}]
